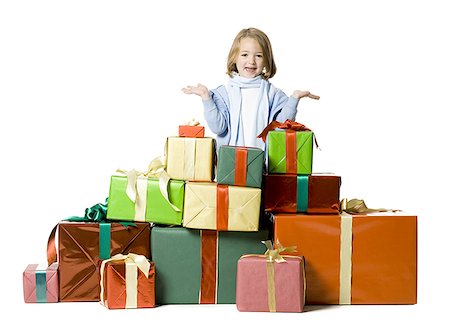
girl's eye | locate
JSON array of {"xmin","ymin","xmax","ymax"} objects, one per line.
[
  {"xmin": 257, "ymin": 54, "xmax": 263, "ymax": 58},
  {"xmin": 241, "ymin": 53, "xmax": 248, "ymax": 57}
]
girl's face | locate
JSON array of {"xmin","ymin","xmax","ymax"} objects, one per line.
[{"xmin": 235, "ymin": 37, "xmax": 265, "ymax": 78}]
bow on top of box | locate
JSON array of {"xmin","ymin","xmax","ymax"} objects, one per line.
[
  {"xmin": 340, "ymin": 198, "xmax": 400, "ymax": 215},
  {"xmin": 242, "ymin": 240, "xmax": 297, "ymax": 263},
  {"xmin": 116, "ymin": 155, "xmax": 180, "ymax": 213},
  {"xmin": 257, "ymin": 119, "xmax": 319, "ymax": 148},
  {"xmin": 263, "ymin": 240, "xmax": 297, "ymax": 263}
]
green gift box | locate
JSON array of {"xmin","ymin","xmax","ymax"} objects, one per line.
[
  {"xmin": 151, "ymin": 226, "xmax": 268, "ymax": 304},
  {"xmin": 217, "ymin": 145, "xmax": 264, "ymax": 188},
  {"xmin": 107, "ymin": 175, "xmax": 184, "ymax": 225},
  {"xmin": 267, "ymin": 130, "xmax": 314, "ymax": 175}
]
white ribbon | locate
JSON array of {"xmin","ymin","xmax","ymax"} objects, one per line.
[
  {"xmin": 100, "ymin": 253, "xmax": 151, "ymax": 308},
  {"xmin": 125, "ymin": 262, "xmax": 138, "ymax": 308},
  {"xmin": 116, "ymin": 155, "xmax": 180, "ymax": 221},
  {"xmin": 339, "ymin": 213, "xmax": 353, "ymax": 304}
]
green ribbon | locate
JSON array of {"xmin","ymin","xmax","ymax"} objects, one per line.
[
  {"xmin": 64, "ymin": 198, "xmax": 136, "ymax": 228},
  {"xmin": 296, "ymin": 176, "xmax": 309, "ymax": 212},
  {"xmin": 35, "ymin": 270, "xmax": 47, "ymax": 303},
  {"xmin": 99, "ymin": 223, "xmax": 111, "ymax": 260},
  {"xmin": 65, "ymin": 198, "xmax": 109, "ymax": 222}
]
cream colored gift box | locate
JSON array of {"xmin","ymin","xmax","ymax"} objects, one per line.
[
  {"xmin": 165, "ymin": 137, "xmax": 215, "ymax": 182},
  {"xmin": 183, "ymin": 182, "xmax": 261, "ymax": 231}
]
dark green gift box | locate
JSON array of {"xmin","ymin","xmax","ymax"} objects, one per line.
[
  {"xmin": 217, "ymin": 145, "xmax": 264, "ymax": 188},
  {"xmin": 151, "ymin": 226, "xmax": 268, "ymax": 304}
]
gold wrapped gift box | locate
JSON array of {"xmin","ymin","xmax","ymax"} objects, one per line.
[
  {"xmin": 183, "ymin": 182, "xmax": 261, "ymax": 231},
  {"xmin": 166, "ymin": 137, "xmax": 215, "ymax": 182}
]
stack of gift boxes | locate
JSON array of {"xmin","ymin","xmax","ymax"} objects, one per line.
[{"xmin": 23, "ymin": 120, "xmax": 417, "ymax": 311}]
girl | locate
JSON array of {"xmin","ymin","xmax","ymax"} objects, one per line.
[{"xmin": 182, "ymin": 27, "xmax": 319, "ymax": 152}]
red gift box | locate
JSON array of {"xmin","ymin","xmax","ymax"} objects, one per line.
[
  {"xmin": 100, "ymin": 253, "xmax": 155, "ymax": 309},
  {"xmin": 179, "ymin": 125, "xmax": 205, "ymax": 138}
]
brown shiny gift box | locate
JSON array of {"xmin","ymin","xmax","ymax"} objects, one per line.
[
  {"xmin": 264, "ymin": 174, "xmax": 341, "ymax": 214},
  {"xmin": 58, "ymin": 222, "xmax": 150, "ymax": 302},
  {"xmin": 274, "ymin": 213, "xmax": 417, "ymax": 304}
]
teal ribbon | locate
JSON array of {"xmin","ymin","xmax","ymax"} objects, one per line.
[
  {"xmin": 35, "ymin": 270, "xmax": 47, "ymax": 303},
  {"xmin": 99, "ymin": 223, "xmax": 111, "ymax": 260},
  {"xmin": 296, "ymin": 176, "xmax": 309, "ymax": 212}
]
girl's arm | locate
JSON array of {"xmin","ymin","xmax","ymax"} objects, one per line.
[
  {"xmin": 292, "ymin": 90, "xmax": 320, "ymax": 100},
  {"xmin": 203, "ymin": 91, "xmax": 228, "ymax": 136},
  {"xmin": 182, "ymin": 84, "xmax": 228, "ymax": 135},
  {"xmin": 272, "ymin": 89, "xmax": 320, "ymax": 122}
]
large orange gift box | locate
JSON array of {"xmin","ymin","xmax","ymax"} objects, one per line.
[{"xmin": 273, "ymin": 213, "xmax": 417, "ymax": 304}]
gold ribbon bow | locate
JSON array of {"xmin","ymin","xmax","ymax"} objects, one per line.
[
  {"xmin": 185, "ymin": 118, "xmax": 200, "ymax": 126},
  {"xmin": 117, "ymin": 155, "xmax": 180, "ymax": 216},
  {"xmin": 263, "ymin": 239, "xmax": 297, "ymax": 263},
  {"xmin": 340, "ymin": 198, "xmax": 400, "ymax": 215},
  {"xmin": 100, "ymin": 253, "xmax": 151, "ymax": 308}
]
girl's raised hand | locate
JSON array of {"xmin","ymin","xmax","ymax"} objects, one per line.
[
  {"xmin": 181, "ymin": 84, "xmax": 210, "ymax": 101},
  {"xmin": 292, "ymin": 90, "xmax": 320, "ymax": 100}
]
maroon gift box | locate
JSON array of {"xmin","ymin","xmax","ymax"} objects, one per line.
[{"xmin": 264, "ymin": 174, "xmax": 341, "ymax": 214}]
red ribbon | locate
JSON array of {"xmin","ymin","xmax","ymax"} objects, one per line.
[
  {"xmin": 257, "ymin": 119, "xmax": 312, "ymax": 142},
  {"xmin": 234, "ymin": 148, "xmax": 248, "ymax": 186},
  {"xmin": 200, "ymin": 230, "xmax": 218, "ymax": 304},
  {"xmin": 285, "ymin": 131, "xmax": 297, "ymax": 174},
  {"xmin": 216, "ymin": 185, "xmax": 229, "ymax": 231}
]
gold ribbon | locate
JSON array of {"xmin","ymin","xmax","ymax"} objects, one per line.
[
  {"xmin": 263, "ymin": 240, "xmax": 297, "ymax": 312},
  {"xmin": 183, "ymin": 138, "xmax": 196, "ymax": 180},
  {"xmin": 100, "ymin": 253, "xmax": 151, "ymax": 308},
  {"xmin": 117, "ymin": 156, "xmax": 180, "ymax": 221},
  {"xmin": 184, "ymin": 118, "xmax": 200, "ymax": 126},
  {"xmin": 340, "ymin": 198, "xmax": 400, "ymax": 214}
]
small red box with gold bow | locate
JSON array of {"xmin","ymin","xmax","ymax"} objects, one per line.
[
  {"xmin": 100, "ymin": 253, "xmax": 155, "ymax": 309},
  {"xmin": 179, "ymin": 119, "xmax": 205, "ymax": 138}
]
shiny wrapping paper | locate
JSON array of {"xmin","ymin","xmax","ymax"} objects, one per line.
[
  {"xmin": 166, "ymin": 137, "xmax": 215, "ymax": 181},
  {"xmin": 267, "ymin": 130, "xmax": 314, "ymax": 175},
  {"xmin": 273, "ymin": 213, "xmax": 417, "ymax": 304},
  {"xmin": 101, "ymin": 259, "xmax": 155, "ymax": 309},
  {"xmin": 236, "ymin": 255, "xmax": 305, "ymax": 312},
  {"xmin": 151, "ymin": 226, "xmax": 268, "ymax": 304},
  {"xmin": 217, "ymin": 145, "xmax": 264, "ymax": 188},
  {"xmin": 23, "ymin": 263, "xmax": 58, "ymax": 303},
  {"xmin": 183, "ymin": 182, "xmax": 261, "ymax": 231},
  {"xmin": 179, "ymin": 125, "xmax": 205, "ymax": 138},
  {"xmin": 58, "ymin": 222, "xmax": 150, "ymax": 302},
  {"xmin": 264, "ymin": 174, "xmax": 341, "ymax": 214},
  {"xmin": 107, "ymin": 175, "xmax": 185, "ymax": 225}
]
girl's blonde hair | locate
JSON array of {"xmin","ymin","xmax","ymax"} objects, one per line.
[{"xmin": 226, "ymin": 28, "xmax": 276, "ymax": 80}]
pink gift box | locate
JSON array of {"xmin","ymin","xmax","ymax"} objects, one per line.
[
  {"xmin": 23, "ymin": 263, "xmax": 58, "ymax": 303},
  {"xmin": 236, "ymin": 255, "xmax": 305, "ymax": 312}
]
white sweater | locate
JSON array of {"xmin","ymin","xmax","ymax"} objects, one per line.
[{"xmin": 240, "ymin": 87, "xmax": 259, "ymax": 147}]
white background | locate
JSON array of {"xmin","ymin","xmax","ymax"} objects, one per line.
[{"xmin": 1, "ymin": 0, "xmax": 449, "ymax": 329}]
